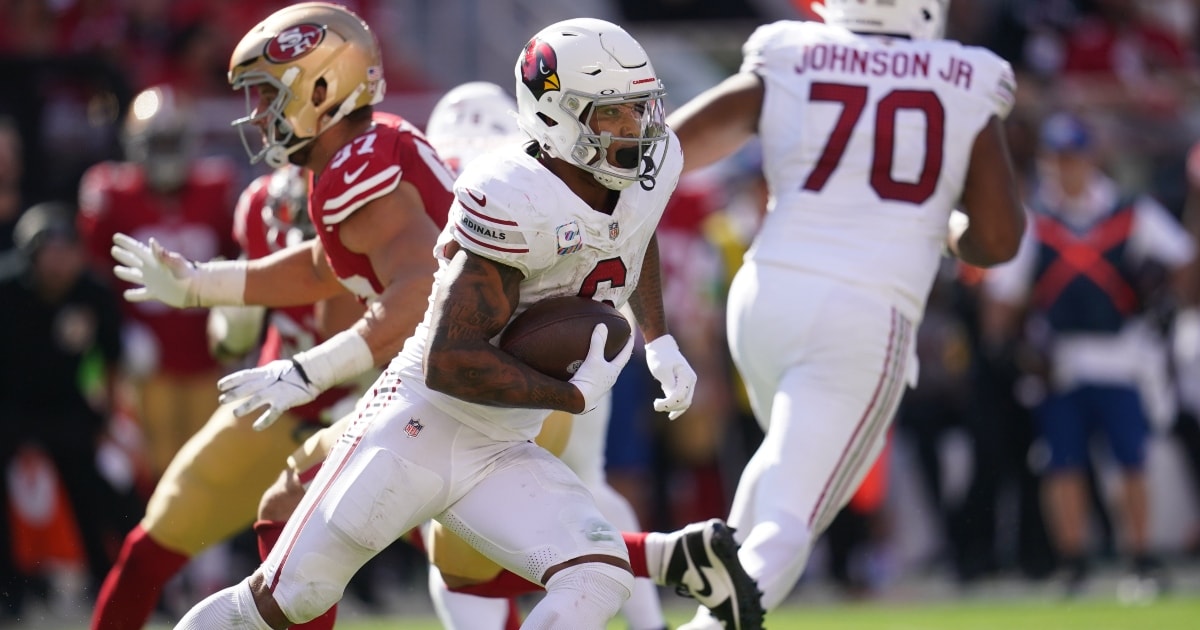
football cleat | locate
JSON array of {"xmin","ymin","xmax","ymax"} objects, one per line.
[{"xmin": 661, "ymin": 518, "xmax": 765, "ymax": 630}]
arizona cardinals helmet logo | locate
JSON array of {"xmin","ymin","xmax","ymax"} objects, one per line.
[{"xmin": 520, "ymin": 38, "xmax": 559, "ymax": 100}]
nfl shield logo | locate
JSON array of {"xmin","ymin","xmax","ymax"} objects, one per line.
[
  {"xmin": 608, "ymin": 221, "xmax": 620, "ymax": 240},
  {"xmin": 404, "ymin": 418, "xmax": 424, "ymax": 438}
]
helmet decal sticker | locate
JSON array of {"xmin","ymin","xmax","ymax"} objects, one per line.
[
  {"xmin": 520, "ymin": 38, "xmax": 560, "ymax": 100},
  {"xmin": 264, "ymin": 24, "xmax": 327, "ymax": 63}
]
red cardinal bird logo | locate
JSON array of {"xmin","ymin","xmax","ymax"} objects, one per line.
[{"xmin": 520, "ymin": 38, "xmax": 559, "ymax": 100}]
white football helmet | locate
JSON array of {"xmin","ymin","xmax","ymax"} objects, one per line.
[
  {"xmin": 228, "ymin": 2, "xmax": 386, "ymax": 168},
  {"xmin": 514, "ymin": 18, "xmax": 668, "ymax": 191},
  {"xmin": 425, "ymin": 81, "xmax": 523, "ymax": 175},
  {"xmin": 262, "ymin": 165, "xmax": 313, "ymax": 250},
  {"xmin": 814, "ymin": 0, "xmax": 949, "ymax": 40},
  {"xmin": 122, "ymin": 85, "xmax": 196, "ymax": 193}
]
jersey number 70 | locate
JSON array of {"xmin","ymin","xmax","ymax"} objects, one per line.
[{"xmin": 804, "ymin": 82, "xmax": 945, "ymax": 205}]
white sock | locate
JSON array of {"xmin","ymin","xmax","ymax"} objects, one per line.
[
  {"xmin": 173, "ymin": 578, "xmax": 273, "ymax": 630},
  {"xmin": 428, "ymin": 565, "xmax": 511, "ymax": 630},
  {"xmin": 522, "ymin": 562, "xmax": 632, "ymax": 630},
  {"xmin": 642, "ymin": 532, "xmax": 672, "ymax": 586},
  {"xmin": 589, "ymin": 481, "xmax": 667, "ymax": 630}
]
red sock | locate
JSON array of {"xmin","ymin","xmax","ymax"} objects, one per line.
[
  {"xmin": 504, "ymin": 596, "xmax": 522, "ymax": 630},
  {"xmin": 253, "ymin": 520, "xmax": 339, "ymax": 630},
  {"xmin": 90, "ymin": 524, "xmax": 190, "ymax": 630},
  {"xmin": 623, "ymin": 531, "xmax": 650, "ymax": 578},
  {"xmin": 448, "ymin": 570, "xmax": 543, "ymax": 598}
]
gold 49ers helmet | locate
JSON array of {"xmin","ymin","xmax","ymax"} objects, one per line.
[{"xmin": 228, "ymin": 2, "xmax": 385, "ymax": 168}]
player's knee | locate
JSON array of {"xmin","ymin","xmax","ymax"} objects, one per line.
[
  {"xmin": 543, "ymin": 561, "xmax": 633, "ymax": 620},
  {"xmin": 258, "ymin": 469, "xmax": 304, "ymax": 522},
  {"xmin": 272, "ymin": 577, "xmax": 342, "ymax": 625}
]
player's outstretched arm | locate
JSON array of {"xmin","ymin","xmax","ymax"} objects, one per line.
[
  {"xmin": 629, "ymin": 235, "xmax": 696, "ymax": 420},
  {"xmin": 668, "ymin": 71, "xmax": 763, "ymax": 176},
  {"xmin": 224, "ymin": 182, "xmax": 441, "ymax": 430},
  {"xmin": 112, "ymin": 234, "xmax": 346, "ymax": 308},
  {"xmin": 950, "ymin": 116, "xmax": 1026, "ymax": 268}
]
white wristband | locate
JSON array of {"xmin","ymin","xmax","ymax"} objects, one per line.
[
  {"xmin": 293, "ymin": 329, "xmax": 375, "ymax": 391},
  {"xmin": 193, "ymin": 259, "xmax": 249, "ymax": 306}
]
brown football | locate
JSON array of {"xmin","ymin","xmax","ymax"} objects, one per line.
[{"xmin": 498, "ymin": 296, "xmax": 632, "ymax": 381}]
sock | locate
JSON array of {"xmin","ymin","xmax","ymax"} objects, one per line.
[
  {"xmin": 174, "ymin": 578, "xmax": 272, "ymax": 630},
  {"xmin": 91, "ymin": 524, "xmax": 190, "ymax": 630},
  {"xmin": 254, "ymin": 519, "xmax": 286, "ymax": 563},
  {"xmin": 504, "ymin": 597, "xmax": 522, "ymax": 630},
  {"xmin": 253, "ymin": 520, "xmax": 338, "ymax": 630},
  {"xmin": 626, "ymin": 531, "xmax": 671, "ymax": 584},
  {"xmin": 448, "ymin": 569, "xmax": 543, "ymax": 599},
  {"xmin": 622, "ymin": 531, "xmax": 653, "ymax": 579},
  {"xmin": 428, "ymin": 565, "xmax": 511, "ymax": 629}
]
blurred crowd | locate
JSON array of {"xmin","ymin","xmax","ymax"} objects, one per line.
[{"xmin": 3, "ymin": 0, "xmax": 1200, "ymax": 624}]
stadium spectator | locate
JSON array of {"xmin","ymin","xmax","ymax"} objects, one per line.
[
  {"xmin": 983, "ymin": 112, "xmax": 1196, "ymax": 596},
  {"xmin": 0, "ymin": 202, "xmax": 142, "ymax": 617}
]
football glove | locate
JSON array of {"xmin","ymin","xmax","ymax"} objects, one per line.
[
  {"xmin": 644, "ymin": 334, "xmax": 697, "ymax": 420},
  {"xmin": 569, "ymin": 323, "xmax": 635, "ymax": 413}
]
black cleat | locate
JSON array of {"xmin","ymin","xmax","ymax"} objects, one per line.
[{"xmin": 662, "ymin": 518, "xmax": 765, "ymax": 630}]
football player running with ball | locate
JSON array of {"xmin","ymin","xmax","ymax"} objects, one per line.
[
  {"xmin": 420, "ymin": 81, "xmax": 670, "ymax": 630},
  {"xmin": 665, "ymin": 0, "xmax": 1027, "ymax": 627}
]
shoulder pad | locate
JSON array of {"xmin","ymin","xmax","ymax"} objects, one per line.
[{"xmin": 448, "ymin": 151, "xmax": 554, "ymax": 276}]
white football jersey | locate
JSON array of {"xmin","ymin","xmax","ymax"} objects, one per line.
[
  {"xmin": 390, "ymin": 134, "xmax": 682, "ymax": 442},
  {"xmin": 742, "ymin": 20, "xmax": 1015, "ymax": 320}
]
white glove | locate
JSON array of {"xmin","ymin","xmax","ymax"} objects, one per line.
[
  {"xmin": 219, "ymin": 359, "xmax": 322, "ymax": 431},
  {"xmin": 569, "ymin": 324, "xmax": 636, "ymax": 413},
  {"xmin": 644, "ymin": 334, "xmax": 697, "ymax": 420},
  {"xmin": 111, "ymin": 233, "xmax": 246, "ymax": 307},
  {"xmin": 112, "ymin": 233, "xmax": 201, "ymax": 307}
]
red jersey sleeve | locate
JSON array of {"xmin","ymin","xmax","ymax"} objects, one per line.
[{"xmin": 232, "ymin": 175, "xmax": 273, "ymax": 258}]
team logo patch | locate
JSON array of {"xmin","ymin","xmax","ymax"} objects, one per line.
[
  {"xmin": 608, "ymin": 221, "xmax": 620, "ymax": 240},
  {"xmin": 556, "ymin": 220, "xmax": 583, "ymax": 255},
  {"xmin": 264, "ymin": 24, "xmax": 326, "ymax": 63},
  {"xmin": 520, "ymin": 38, "xmax": 559, "ymax": 100},
  {"xmin": 404, "ymin": 418, "xmax": 424, "ymax": 438}
]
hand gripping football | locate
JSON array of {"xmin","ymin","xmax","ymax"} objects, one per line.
[{"xmin": 498, "ymin": 296, "xmax": 632, "ymax": 381}]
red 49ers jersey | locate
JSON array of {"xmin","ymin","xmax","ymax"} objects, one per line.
[
  {"xmin": 77, "ymin": 157, "xmax": 239, "ymax": 376},
  {"xmin": 309, "ymin": 112, "xmax": 457, "ymax": 301},
  {"xmin": 232, "ymin": 175, "xmax": 355, "ymax": 425}
]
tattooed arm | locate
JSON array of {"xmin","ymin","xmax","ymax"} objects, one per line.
[
  {"xmin": 627, "ymin": 234, "xmax": 670, "ymax": 342},
  {"xmin": 423, "ymin": 243, "xmax": 589, "ymax": 413}
]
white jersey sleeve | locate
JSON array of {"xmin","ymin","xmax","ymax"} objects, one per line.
[{"xmin": 447, "ymin": 152, "xmax": 556, "ymax": 278}]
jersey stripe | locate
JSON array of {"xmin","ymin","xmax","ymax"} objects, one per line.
[
  {"xmin": 461, "ymin": 202, "xmax": 520, "ymax": 227},
  {"xmin": 323, "ymin": 166, "xmax": 403, "ymax": 224},
  {"xmin": 454, "ymin": 226, "xmax": 529, "ymax": 253}
]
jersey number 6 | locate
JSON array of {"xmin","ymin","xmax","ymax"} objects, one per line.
[{"xmin": 804, "ymin": 82, "xmax": 945, "ymax": 205}]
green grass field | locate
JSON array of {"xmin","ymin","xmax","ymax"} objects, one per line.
[{"xmin": 326, "ymin": 597, "xmax": 1200, "ymax": 630}]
